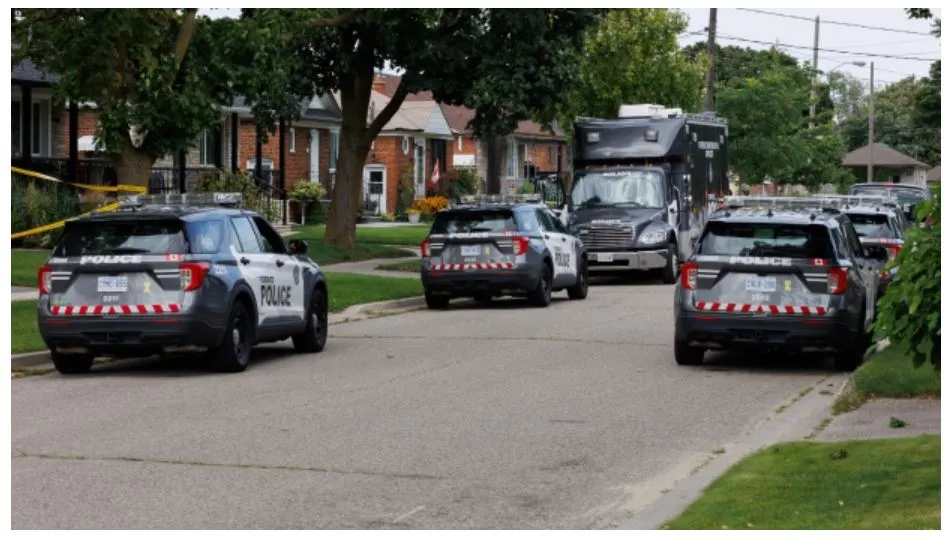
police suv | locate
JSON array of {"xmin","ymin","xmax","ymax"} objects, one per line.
[
  {"xmin": 673, "ymin": 196, "xmax": 886, "ymax": 371},
  {"xmin": 815, "ymin": 194, "xmax": 907, "ymax": 296},
  {"xmin": 36, "ymin": 193, "xmax": 329, "ymax": 375},
  {"xmin": 420, "ymin": 194, "xmax": 589, "ymax": 309}
]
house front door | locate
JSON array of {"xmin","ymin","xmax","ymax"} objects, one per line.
[{"xmin": 362, "ymin": 165, "xmax": 387, "ymax": 216}]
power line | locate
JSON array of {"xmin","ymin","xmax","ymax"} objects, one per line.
[
  {"xmin": 832, "ymin": 38, "xmax": 937, "ymax": 49},
  {"xmin": 735, "ymin": 8, "xmax": 937, "ymax": 37},
  {"xmin": 714, "ymin": 34, "xmax": 939, "ymax": 62}
]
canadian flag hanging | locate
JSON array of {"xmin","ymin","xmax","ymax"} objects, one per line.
[{"xmin": 430, "ymin": 160, "xmax": 441, "ymax": 185}]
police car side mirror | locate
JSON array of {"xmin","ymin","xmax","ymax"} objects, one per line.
[{"xmin": 288, "ymin": 239, "xmax": 309, "ymax": 256}]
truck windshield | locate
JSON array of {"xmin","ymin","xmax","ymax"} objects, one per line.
[{"xmin": 572, "ymin": 169, "xmax": 665, "ymax": 209}]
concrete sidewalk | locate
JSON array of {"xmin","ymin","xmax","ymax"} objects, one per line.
[
  {"xmin": 321, "ymin": 257, "xmax": 420, "ymax": 279},
  {"xmin": 815, "ymin": 397, "xmax": 941, "ymax": 441}
]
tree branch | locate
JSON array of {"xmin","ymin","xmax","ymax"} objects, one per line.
[
  {"xmin": 312, "ymin": 9, "xmax": 363, "ymax": 28},
  {"xmin": 168, "ymin": 8, "xmax": 198, "ymax": 86}
]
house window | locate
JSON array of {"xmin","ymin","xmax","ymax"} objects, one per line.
[
  {"xmin": 289, "ymin": 128, "xmax": 296, "ymax": 154},
  {"xmin": 329, "ymin": 129, "xmax": 340, "ymax": 172},
  {"xmin": 506, "ymin": 140, "xmax": 518, "ymax": 178},
  {"xmin": 548, "ymin": 145, "xmax": 554, "ymax": 163},
  {"xmin": 402, "ymin": 136, "xmax": 410, "ymax": 155},
  {"xmin": 12, "ymin": 100, "xmax": 21, "ymax": 158},
  {"xmin": 32, "ymin": 102, "xmax": 41, "ymax": 156},
  {"xmin": 199, "ymin": 129, "xmax": 219, "ymax": 166},
  {"xmin": 457, "ymin": 135, "xmax": 463, "ymax": 152}
]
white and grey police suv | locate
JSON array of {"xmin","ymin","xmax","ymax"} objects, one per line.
[
  {"xmin": 37, "ymin": 193, "xmax": 328, "ymax": 375},
  {"xmin": 673, "ymin": 196, "xmax": 885, "ymax": 372},
  {"xmin": 420, "ymin": 194, "xmax": 589, "ymax": 309}
]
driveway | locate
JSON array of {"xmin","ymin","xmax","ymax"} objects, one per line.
[{"xmin": 13, "ymin": 279, "xmax": 838, "ymax": 529}]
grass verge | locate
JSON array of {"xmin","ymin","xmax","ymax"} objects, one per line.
[
  {"xmin": 833, "ymin": 343, "xmax": 941, "ymax": 414},
  {"xmin": 375, "ymin": 259, "xmax": 422, "ymax": 273},
  {"xmin": 664, "ymin": 436, "xmax": 941, "ymax": 530},
  {"xmin": 307, "ymin": 243, "xmax": 415, "ymax": 265},
  {"xmin": 11, "ymin": 250, "xmax": 51, "ymax": 287},
  {"xmin": 12, "ymin": 274, "xmax": 423, "ymax": 355},
  {"xmin": 294, "ymin": 225, "xmax": 430, "ymax": 246}
]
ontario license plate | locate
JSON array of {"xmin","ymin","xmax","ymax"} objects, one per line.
[
  {"xmin": 461, "ymin": 245, "xmax": 482, "ymax": 257},
  {"xmin": 745, "ymin": 276, "xmax": 776, "ymax": 293},
  {"xmin": 97, "ymin": 276, "xmax": 128, "ymax": 293},
  {"xmin": 595, "ymin": 253, "xmax": 614, "ymax": 263}
]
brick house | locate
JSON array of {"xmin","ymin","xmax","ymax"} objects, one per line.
[{"xmin": 371, "ymin": 74, "xmax": 568, "ymax": 194}]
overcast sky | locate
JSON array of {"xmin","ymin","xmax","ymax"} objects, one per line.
[{"xmin": 202, "ymin": 8, "xmax": 942, "ymax": 90}]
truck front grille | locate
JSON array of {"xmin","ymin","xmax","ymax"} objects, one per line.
[{"xmin": 579, "ymin": 227, "xmax": 635, "ymax": 250}]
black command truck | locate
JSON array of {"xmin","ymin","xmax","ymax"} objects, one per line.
[{"xmin": 566, "ymin": 104, "xmax": 729, "ymax": 283}]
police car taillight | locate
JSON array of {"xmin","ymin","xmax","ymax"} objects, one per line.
[
  {"xmin": 420, "ymin": 239, "xmax": 431, "ymax": 258},
  {"xmin": 886, "ymin": 244, "xmax": 902, "ymax": 260},
  {"xmin": 180, "ymin": 262, "xmax": 210, "ymax": 292},
  {"xmin": 827, "ymin": 267, "xmax": 848, "ymax": 295},
  {"xmin": 513, "ymin": 236, "xmax": 529, "ymax": 255},
  {"xmin": 37, "ymin": 265, "xmax": 52, "ymax": 295},
  {"xmin": 680, "ymin": 262, "xmax": 698, "ymax": 290}
]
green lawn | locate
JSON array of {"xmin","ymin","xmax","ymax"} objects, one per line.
[
  {"xmin": 376, "ymin": 259, "xmax": 422, "ymax": 273},
  {"xmin": 11, "ymin": 250, "xmax": 51, "ymax": 287},
  {"xmin": 294, "ymin": 224, "xmax": 430, "ymax": 246},
  {"xmin": 835, "ymin": 343, "xmax": 941, "ymax": 413},
  {"xmin": 11, "ymin": 273, "xmax": 422, "ymax": 354},
  {"xmin": 665, "ymin": 436, "xmax": 941, "ymax": 530}
]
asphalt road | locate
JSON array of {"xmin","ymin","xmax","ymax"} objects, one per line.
[{"xmin": 13, "ymin": 278, "xmax": 837, "ymax": 530}]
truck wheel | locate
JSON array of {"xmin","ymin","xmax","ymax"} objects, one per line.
[
  {"xmin": 425, "ymin": 292, "xmax": 450, "ymax": 310},
  {"xmin": 50, "ymin": 351, "xmax": 95, "ymax": 375},
  {"xmin": 205, "ymin": 301, "xmax": 253, "ymax": 373},
  {"xmin": 661, "ymin": 242, "xmax": 679, "ymax": 284},
  {"xmin": 528, "ymin": 263, "xmax": 554, "ymax": 307},
  {"xmin": 293, "ymin": 288, "xmax": 328, "ymax": 353},
  {"xmin": 674, "ymin": 338, "xmax": 704, "ymax": 366},
  {"xmin": 567, "ymin": 259, "xmax": 589, "ymax": 300}
]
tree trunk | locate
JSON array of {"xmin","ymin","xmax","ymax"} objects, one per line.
[
  {"xmin": 114, "ymin": 138, "xmax": 157, "ymax": 189},
  {"xmin": 484, "ymin": 136, "xmax": 504, "ymax": 195},
  {"xmin": 323, "ymin": 132, "xmax": 370, "ymax": 250}
]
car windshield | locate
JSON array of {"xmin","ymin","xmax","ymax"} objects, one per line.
[
  {"xmin": 572, "ymin": 169, "xmax": 665, "ymax": 209},
  {"xmin": 54, "ymin": 219, "xmax": 187, "ymax": 257},
  {"xmin": 431, "ymin": 210, "xmax": 517, "ymax": 234},
  {"xmin": 846, "ymin": 213, "xmax": 895, "ymax": 239},
  {"xmin": 698, "ymin": 222, "xmax": 834, "ymax": 259}
]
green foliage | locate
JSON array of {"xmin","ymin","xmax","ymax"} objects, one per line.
[
  {"xmin": 288, "ymin": 181, "xmax": 327, "ymax": 201},
  {"xmin": 516, "ymin": 181, "xmax": 535, "ymax": 194},
  {"xmin": 396, "ymin": 166, "xmax": 415, "ymax": 216},
  {"xmin": 193, "ymin": 170, "xmax": 280, "ymax": 222},
  {"xmin": 11, "ymin": 175, "xmax": 81, "ymax": 248},
  {"xmin": 873, "ymin": 183, "xmax": 941, "ymax": 372},
  {"xmin": 912, "ymin": 61, "xmax": 941, "ymax": 166},
  {"xmin": 558, "ymin": 9, "xmax": 704, "ymax": 129},
  {"xmin": 453, "ymin": 168, "xmax": 481, "ymax": 197}
]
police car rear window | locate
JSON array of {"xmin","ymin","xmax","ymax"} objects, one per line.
[
  {"xmin": 699, "ymin": 222, "xmax": 834, "ymax": 259},
  {"xmin": 53, "ymin": 219, "xmax": 223, "ymax": 256},
  {"xmin": 846, "ymin": 213, "xmax": 894, "ymax": 239},
  {"xmin": 431, "ymin": 210, "xmax": 517, "ymax": 234}
]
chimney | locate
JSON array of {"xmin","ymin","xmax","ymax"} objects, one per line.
[{"xmin": 372, "ymin": 75, "xmax": 387, "ymax": 94}]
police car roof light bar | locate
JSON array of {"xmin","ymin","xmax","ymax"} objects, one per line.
[
  {"xmin": 723, "ymin": 196, "xmax": 833, "ymax": 209},
  {"xmin": 118, "ymin": 192, "xmax": 244, "ymax": 209},
  {"xmin": 811, "ymin": 194, "xmax": 897, "ymax": 207},
  {"xmin": 459, "ymin": 194, "xmax": 544, "ymax": 205}
]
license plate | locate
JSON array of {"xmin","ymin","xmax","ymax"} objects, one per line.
[
  {"xmin": 745, "ymin": 276, "xmax": 776, "ymax": 293},
  {"xmin": 97, "ymin": 276, "xmax": 128, "ymax": 293},
  {"xmin": 595, "ymin": 253, "xmax": 614, "ymax": 263},
  {"xmin": 461, "ymin": 245, "xmax": 482, "ymax": 257}
]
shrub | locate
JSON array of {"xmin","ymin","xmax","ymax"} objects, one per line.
[
  {"xmin": 288, "ymin": 181, "xmax": 327, "ymax": 202},
  {"xmin": 517, "ymin": 180, "xmax": 536, "ymax": 194},
  {"xmin": 193, "ymin": 170, "xmax": 280, "ymax": 222},
  {"xmin": 873, "ymin": 182, "xmax": 941, "ymax": 372},
  {"xmin": 12, "ymin": 174, "xmax": 81, "ymax": 248},
  {"xmin": 411, "ymin": 195, "xmax": 450, "ymax": 215},
  {"xmin": 397, "ymin": 166, "xmax": 416, "ymax": 215}
]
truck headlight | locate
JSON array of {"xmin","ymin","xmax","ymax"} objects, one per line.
[{"xmin": 639, "ymin": 229, "xmax": 667, "ymax": 245}]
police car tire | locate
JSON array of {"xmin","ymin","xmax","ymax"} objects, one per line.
[
  {"xmin": 50, "ymin": 351, "xmax": 95, "ymax": 375},
  {"xmin": 834, "ymin": 310, "xmax": 868, "ymax": 372},
  {"xmin": 425, "ymin": 292, "xmax": 450, "ymax": 310},
  {"xmin": 206, "ymin": 301, "xmax": 253, "ymax": 373},
  {"xmin": 567, "ymin": 260, "xmax": 589, "ymax": 300},
  {"xmin": 528, "ymin": 263, "xmax": 553, "ymax": 308},
  {"xmin": 674, "ymin": 338, "xmax": 704, "ymax": 366},
  {"xmin": 661, "ymin": 242, "xmax": 678, "ymax": 284},
  {"xmin": 293, "ymin": 288, "xmax": 328, "ymax": 353}
]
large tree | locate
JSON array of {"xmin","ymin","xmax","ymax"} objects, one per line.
[
  {"xmin": 263, "ymin": 8, "xmax": 601, "ymax": 249},
  {"xmin": 557, "ymin": 9, "xmax": 704, "ymax": 128}
]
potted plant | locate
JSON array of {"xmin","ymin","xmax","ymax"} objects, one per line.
[{"xmin": 407, "ymin": 208, "xmax": 422, "ymax": 224}]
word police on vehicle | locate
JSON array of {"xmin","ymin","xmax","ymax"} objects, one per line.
[{"xmin": 260, "ymin": 275, "xmax": 293, "ymax": 307}]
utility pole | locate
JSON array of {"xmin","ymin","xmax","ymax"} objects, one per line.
[
  {"xmin": 808, "ymin": 15, "xmax": 820, "ymax": 128},
  {"xmin": 868, "ymin": 61, "xmax": 875, "ymax": 182},
  {"xmin": 704, "ymin": 8, "xmax": 717, "ymax": 112}
]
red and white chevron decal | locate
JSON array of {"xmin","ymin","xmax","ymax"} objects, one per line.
[
  {"xmin": 49, "ymin": 304, "xmax": 182, "ymax": 316},
  {"xmin": 695, "ymin": 301, "xmax": 828, "ymax": 316},
  {"xmin": 430, "ymin": 262, "xmax": 515, "ymax": 271}
]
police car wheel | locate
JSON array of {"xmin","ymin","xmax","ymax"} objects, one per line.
[
  {"xmin": 834, "ymin": 309, "xmax": 868, "ymax": 372},
  {"xmin": 50, "ymin": 351, "xmax": 95, "ymax": 375},
  {"xmin": 661, "ymin": 243, "xmax": 678, "ymax": 284},
  {"xmin": 528, "ymin": 263, "xmax": 553, "ymax": 307},
  {"xmin": 293, "ymin": 288, "xmax": 328, "ymax": 353},
  {"xmin": 425, "ymin": 292, "xmax": 450, "ymax": 310},
  {"xmin": 206, "ymin": 301, "xmax": 253, "ymax": 373},
  {"xmin": 567, "ymin": 260, "xmax": 589, "ymax": 300},
  {"xmin": 674, "ymin": 338, "xmax": 704, "ymax": 366},
  {"xmin": 474, "ymin": 292, "xmax": 492, "ymax": 304}
]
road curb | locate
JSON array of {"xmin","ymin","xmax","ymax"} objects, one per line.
[{"xmin": 10, "ymin": 351, "xmax": 53, "ymax": 368}]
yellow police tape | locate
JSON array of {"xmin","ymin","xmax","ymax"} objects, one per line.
[{"xmin": 11, "ymin": 166, "xmax": 148, "ymax": 239}]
